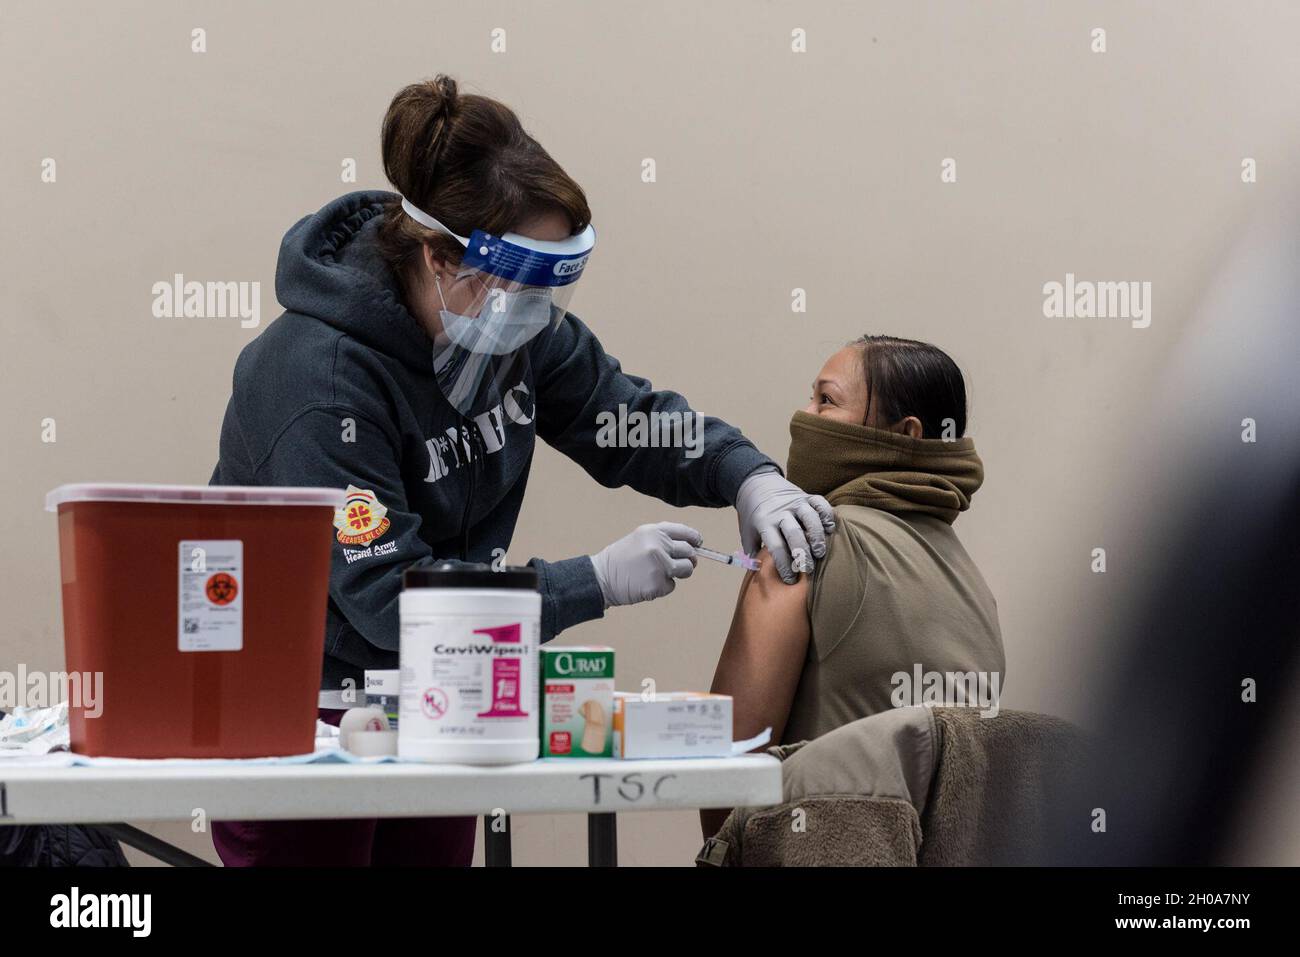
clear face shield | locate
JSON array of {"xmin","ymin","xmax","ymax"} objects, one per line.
[{"xmin": 401, "ymin": 196, "xmax": 596, "ymax": 418}]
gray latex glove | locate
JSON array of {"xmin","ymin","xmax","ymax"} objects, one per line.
[
  {"xmin": 735, "ymin": 468, "xmax": 836, "ymax": 584},
  {"xmin": 590, "ymin": 522, "xmax": 702, "ymax": 608}
]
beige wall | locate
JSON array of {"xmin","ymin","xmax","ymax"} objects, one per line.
[{"xmin": 4, "ymin": 1, "xmax": 1298, "ymax": 866}]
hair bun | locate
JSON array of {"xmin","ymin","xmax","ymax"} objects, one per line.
[
  {"xmin": 376, "ymin": 74, "xmax": 592, "ymax": 284},
  {"xmin": 381, "ymin": 74, "xmax": 460, "ymax": 199},
  {"xmin": 429, "ymin": 74, "xmax": 458, "ymax": 121}
]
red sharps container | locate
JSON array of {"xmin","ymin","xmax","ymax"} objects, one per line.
[{"xmin": 46, "ymin": 484, "xmax": 345, "ymax": 758}]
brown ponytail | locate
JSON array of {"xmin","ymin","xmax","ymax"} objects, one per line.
[{"xmin": 376, "ymin": 74, "xmax": 592, "ymax": 284}]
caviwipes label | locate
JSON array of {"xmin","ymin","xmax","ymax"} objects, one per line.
[{"xmin": 399, "ymin": 615, "xmax": 539, "ymax": 744}]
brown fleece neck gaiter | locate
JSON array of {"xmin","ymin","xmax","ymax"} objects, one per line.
[{"xmin": 785, "ymin": 410, "xmax": 984, "ymax": 524}]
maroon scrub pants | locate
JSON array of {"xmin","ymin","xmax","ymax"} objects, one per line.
[{"xmin": 211, "ymin": 709, "xmax": 476, "ymax": 867}]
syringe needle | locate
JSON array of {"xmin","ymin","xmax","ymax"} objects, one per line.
[{"xmin": 695, "ymin": 544, "xmax": 762, "ymax": 572}]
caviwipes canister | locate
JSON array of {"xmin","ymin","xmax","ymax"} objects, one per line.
[{"xmin": 398, "ymin": 563, "xmax": 541, "ymax": 764}]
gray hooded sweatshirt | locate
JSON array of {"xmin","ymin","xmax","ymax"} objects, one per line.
[{"xmin": 211, "ymin": 190, "xmax": 775, "ymax": 691}]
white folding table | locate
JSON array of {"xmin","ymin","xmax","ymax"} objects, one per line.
[{"xmin": 0, "ymin": 755, "xmax": 782, "ymax": 866}]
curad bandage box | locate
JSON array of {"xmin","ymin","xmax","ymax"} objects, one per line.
[
  {"xmin": 612, "ymin": 691, "xmax": 733, "ymax": 758},
  {"xmin": 540, "ymin": 646, "xmax": 615, "ymax": 757}
]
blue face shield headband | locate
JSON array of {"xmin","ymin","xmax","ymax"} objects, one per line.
[
  {"xmin": 400, "ymin": 195, "xmax": 596, "ymax": 417},
  {"xmin": 401, "ymin": 196, "xmax": 594, "ymax": 344}
]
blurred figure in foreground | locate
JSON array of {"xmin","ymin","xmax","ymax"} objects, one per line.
[{"xmin": 1043, "ymin": 194, "xmax": 1300, "ymax": 865}]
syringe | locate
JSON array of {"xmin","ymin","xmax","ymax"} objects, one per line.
[{"xmin": 695, "ymin": 544, "xmax": 762, "ymax": 572}]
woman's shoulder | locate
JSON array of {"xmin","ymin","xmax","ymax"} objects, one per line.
[
  {"xmin": 819, "ymin": 505, "xmax": 972, "ymax": 576},
  {"xmin": 832, "ymin": 504, "xmax": 960, "ymax": 537}
]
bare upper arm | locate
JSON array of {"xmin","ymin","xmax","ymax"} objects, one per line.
[{"xmin": 709, "ymin": 549, "xmax": 812, "ymax": 747}]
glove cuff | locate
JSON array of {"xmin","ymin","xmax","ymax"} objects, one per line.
[
  {"xmin": 715, "ymin": 445, "xmax": 781, "ymax": 505},
  {"xmin": 735, "ymin": 464, "xmax": 782, "ymax": 513},
  {"xmin": 588, "ymin": 552, "xmax": 615, "ymax": 610}
]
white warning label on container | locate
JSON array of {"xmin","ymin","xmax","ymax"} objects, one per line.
[{"xmin": 178, "ymin": 540, "xmax": 243, "ymax": 652}]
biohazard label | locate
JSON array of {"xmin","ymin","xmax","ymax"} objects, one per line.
[{"xmin": 178, "ymin": 540, "xmax": 243, "ymax": 652}]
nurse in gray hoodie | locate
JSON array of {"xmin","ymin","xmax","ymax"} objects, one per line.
[{"xmin": 208, "ymin": 75, "xmax": 834, "ymax": 866}]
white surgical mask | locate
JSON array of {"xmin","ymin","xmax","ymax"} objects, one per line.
[{"xmin": 436, "ymin": 277, "xmax": 553, "ymax": 356}]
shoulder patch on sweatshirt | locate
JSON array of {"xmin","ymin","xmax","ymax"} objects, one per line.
[{"xmin": 334, "ymin": 485, "xmax": 392, "ymax": 545}]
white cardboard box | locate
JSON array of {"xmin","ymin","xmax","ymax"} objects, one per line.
[{"xmin": 612, "ymin": 691, "xmax": 733, "ymax": 759}]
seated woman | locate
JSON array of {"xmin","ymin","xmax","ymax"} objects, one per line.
[{"xmin": 703, "ymin": 335, "xmax": 1004, "ymax": 835}]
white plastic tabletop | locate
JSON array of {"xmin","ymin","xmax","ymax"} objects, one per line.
[{"xmin": 0, "ymin": 755, "xmax": 782, "ymax": 825}]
